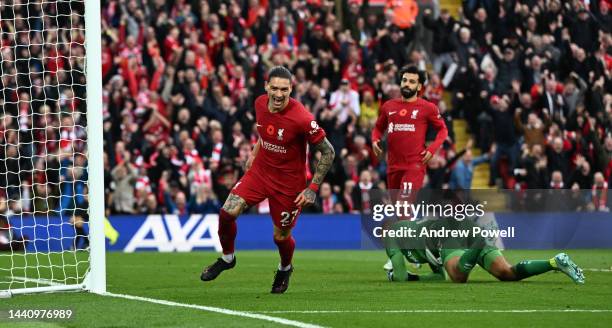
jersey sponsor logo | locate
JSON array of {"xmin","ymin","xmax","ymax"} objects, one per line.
[
  {"xmin": 411, "ymin": 109, "xmax": 419, "ymax": 119},
  {"xmin": 388, "ymin": 123, "xmax": 415, "ymax": 133},
  {"xmin": 277, "ymin": 128, "xmax": 284, "ymax": 140},
  {"xmin": 399, "ymin": 109, "xmax": 408, "ymax": 116},
  {"xmin": 262, "ymin": 140, "xmax": 287, "ymax": 153},
  {"xmin": 266, "ymin": 124, "xmax": 275, "ymax": 136}
]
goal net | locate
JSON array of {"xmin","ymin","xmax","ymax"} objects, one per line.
[{"xmin": 0, "ymin": 0, "xmax": 105, "ymax": 297}]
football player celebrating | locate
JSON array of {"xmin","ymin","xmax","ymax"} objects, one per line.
[{"xmin": 200, "ymin": 66, "xmax": 335, "ymax": 294}]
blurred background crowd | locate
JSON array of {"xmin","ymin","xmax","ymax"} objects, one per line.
[{"xmin": 0, "ymin": 0, "xmax": 610, "ymax": 218}]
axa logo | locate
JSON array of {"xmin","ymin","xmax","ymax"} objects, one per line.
[{"xmin": 123, "ymin": 214, "xmax": 222, "ymax": 252}]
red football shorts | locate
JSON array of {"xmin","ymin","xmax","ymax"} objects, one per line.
[
  {"xmin": 231, "ymin": 169, "xmax": 302, "ymax": 229},
  {"xmin": 387, "ymin": 164, "xmax": 426, "ymax": 205}
]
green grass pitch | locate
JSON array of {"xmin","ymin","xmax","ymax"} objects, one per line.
[{"xmin": 1, "ymin": 250, "xmax": 612, "ymax": 327}]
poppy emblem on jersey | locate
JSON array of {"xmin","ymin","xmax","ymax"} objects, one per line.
[
  {"xmin": 411, "ymin": 109, "xmax": 419, "ymax": 119},
  {"xmin": 266, "ymin": 124, "xmax": 275, "ymax": 136},
  {"xmin": 399, "ymin": 109, "xmax": 408, "ymax": 116},
  {"xmin": 277, "ymin": 128, "xmax": 284, "ymax": 141}
]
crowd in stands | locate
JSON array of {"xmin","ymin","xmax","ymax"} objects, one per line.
[
  {"xmin": 0, "ymin": 0, "xmax": 609, "ymax": 218},
  {"xmin": 447, "ymin": 0, "xmax": 611, "ymax": 212},
  {"xmin": 0, "ymin": 0, "xmax": 89, "ymax": 220}
]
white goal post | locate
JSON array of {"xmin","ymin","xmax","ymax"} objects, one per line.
[
  {"xmin": 84, "ymin": 0, "xmax": 106, "ymax": 296},
  {"xmin": 0, "ymin": 0, "xmax": 105, "ymax": 297}
]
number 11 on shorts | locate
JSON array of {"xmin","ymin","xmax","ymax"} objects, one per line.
[{"xmin": 403, "ymin": 182, "xmax": 413, "ymax": 194}]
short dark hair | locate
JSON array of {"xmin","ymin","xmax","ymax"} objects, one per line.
[
  {"xmin": 398, "ymin": 65, "xmax": 427, "ymax": 85},
  {"xmin": 268, "ymin": 66, "xmax": 293, "ymax": 81}
]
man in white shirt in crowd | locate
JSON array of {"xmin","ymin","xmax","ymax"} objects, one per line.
[{"xmin": 329, "ymin": 79, "xmax": 360, "ymax": 125}]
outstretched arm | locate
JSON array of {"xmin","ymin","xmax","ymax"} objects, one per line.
[{"xmin": 294, "ymin": 137, "xmax": 335, "ymax": 207}]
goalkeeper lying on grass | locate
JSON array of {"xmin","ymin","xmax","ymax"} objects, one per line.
[{"xmin": 384, "ymin": 219, "xmax": 585, "ymax": 284}]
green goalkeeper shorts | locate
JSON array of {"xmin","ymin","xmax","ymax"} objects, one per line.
[{"xmin": 441, "ymin": 248, "xmax": 503, "ymax": 271}]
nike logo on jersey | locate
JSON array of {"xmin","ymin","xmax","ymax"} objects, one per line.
[
  {"xmin": 389, "ymin": 111, "xmax": 397, "ymax": 116},
  {"xmin": 256, "ymin": 123, "xmax": 262, "ymax": 127}
]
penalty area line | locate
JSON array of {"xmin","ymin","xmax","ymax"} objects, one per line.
[{"xmin": 256, "ymin": 309, "xmax": 612, "ymax": 314}]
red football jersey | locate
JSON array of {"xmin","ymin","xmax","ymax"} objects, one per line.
[
  {"xmin": 251, "ymin": 95, "xmax": 326, "ymax": 193},
  {"xmin": 372, "ymin": 98, "xmax": 448, "ymax": 172}
]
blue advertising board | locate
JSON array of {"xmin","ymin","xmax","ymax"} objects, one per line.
[{"xmin": 7, "ymin": 212, "xmax": 612, "ymax": 252}]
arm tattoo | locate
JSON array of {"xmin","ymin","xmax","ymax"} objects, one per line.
[
  {"xmin": 303, "ymin": 188, "xmax": 316, "ymax": 204},
  {"xmin": 311, "ymin": 137, "xmax": 336, "ymax": 185},
  {"xmin": 222, "ymin": 193, "xmax": 249, "ymax": 215}
]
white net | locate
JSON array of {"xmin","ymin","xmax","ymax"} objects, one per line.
[{"xmin": 0, "ymin": 0, "xmax": 91, "ymax": 293}]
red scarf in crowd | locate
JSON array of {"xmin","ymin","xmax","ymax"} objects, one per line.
[{"xmin": 592, "ymin": 182, "xmax": 609, "ymax": 210}]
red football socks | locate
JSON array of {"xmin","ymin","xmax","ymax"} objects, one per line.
[
  {"xmin": 274, "ymin": 236, "xmax": 295, "ymax": 268},
  {"xmin": 218, "ymin": 209, "xmax": 237, "ymax": 255}
]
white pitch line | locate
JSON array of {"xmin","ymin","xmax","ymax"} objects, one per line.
[
  {"xmin": 103, "ymin": 292, "xmax": 325, "ymax": 328},
  {"xmin": 256, "ymin": 309, "xmax": 612, "ymax": 314},
  {"xmin": 11, "ymin": 276, "xmax": 324, "ymax": 328},
  {"xmin": 584, "ymin": 268, "xmax": 612, "ymax": 272}
]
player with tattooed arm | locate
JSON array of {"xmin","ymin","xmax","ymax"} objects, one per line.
[{"xmin": 200, "ymin": 66, "xmax": 336, "ymax": 294}]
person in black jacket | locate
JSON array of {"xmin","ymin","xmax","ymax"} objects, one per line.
[
  {"xmin": 546, "ymin": 136, "xmax": 573, "ymax": 180},
  {"xmin": 570, "ymin": 155, "xmax": 594, "ymax": 189},
  {"xmin": 423, "ymin": 8, "xmax": 457, "ymax": 74},
  {"xmin": 568, "ymin": 8, "xmax": 600, "ymax": 53},
  {"xmin": 488, "ymin": 95, "xmax": 520, "ymax": 186}
]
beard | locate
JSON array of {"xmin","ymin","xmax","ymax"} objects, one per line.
[{"xmin": 401, "ymin": 87, "xmax": 418, "ymax": 98}]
